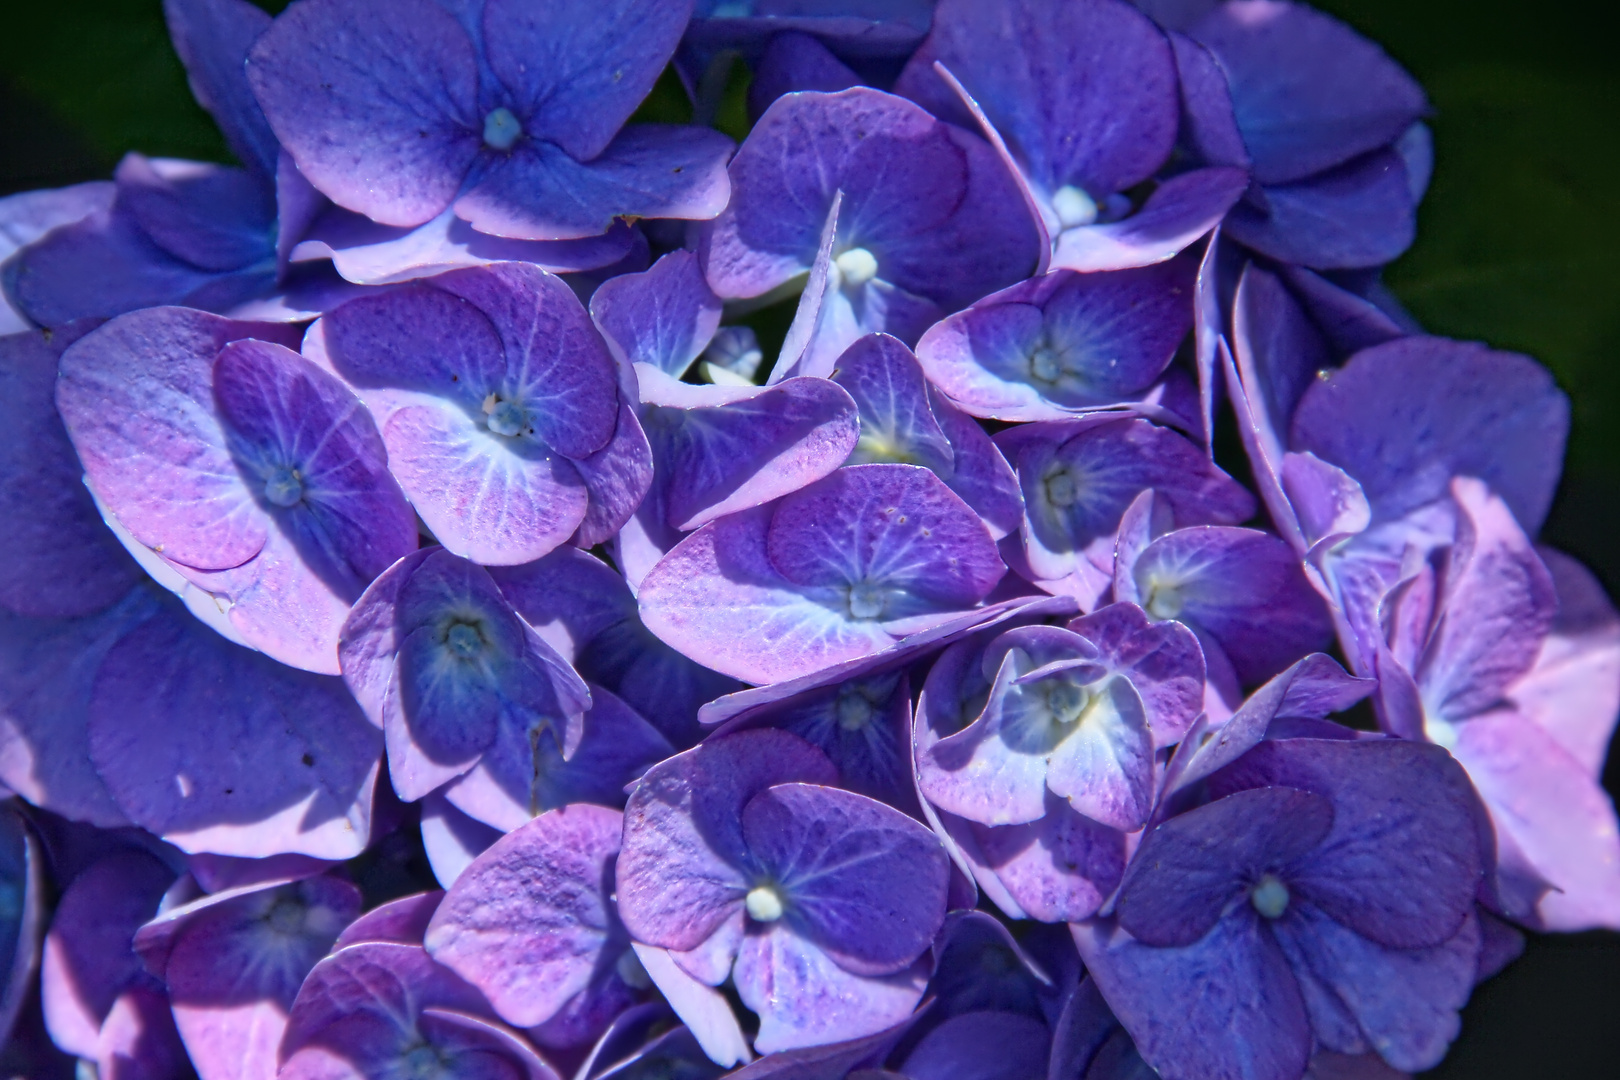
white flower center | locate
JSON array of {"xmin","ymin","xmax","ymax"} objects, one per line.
[
  {"xmin": 834, "ymin": 247, "xmax": 880, "ymax": 288},
  {"xmin": 1038, "ymin": 676, "xmax": 1091, "ymax": 726},
  {"xmin": 483, "ymin": 107, "xmax": 522, "ymax": 151},
  {"xmin": 745, "ymin": 884, "xmax": 786, "ymax": 922},
  {"xmin": 482, "ymin": 393, "xmax": 531, "ymax": 438},
  {"xmin": 1052, "ymin": 185, "xmax": 1099, "ymax": 229},
  {"xmin": 1251, "ymin": 874, "xmax": 1290, "ymax": 919},
  {"xmin": 263, "ymin": 466, "xmax": 304, "ymax": 507},
  {"xmin": 846, "ymin": 582, "xmax": 887, "ymax": 621}
]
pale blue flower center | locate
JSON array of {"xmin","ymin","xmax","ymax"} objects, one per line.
[
  {"xmin": 1251, "ymin": 874, "xmax": 1290, "ymax": 919},
  {"xmin": 846, "ymin": 582, "xmax": 887, "ymax": 620},
  {"xmin": 1044, "ymin": 467, "xmax": 1080, "ymax": 508},
  {"xmin": 265, "ymin": 897, "xmax": 306, "ymax": 936},
  {"xmin": 483, "ymin": 107, "xmax": 522, "ymax": 151},
  {"xmin": 263, "ymin": 466, "xmax": 304, "ymax": 507},
  {"xmin": 483, "ymin": 393, "xmax": 532, "ymax": 438},
  {"xmin": 447, "ymin": 622, "xmax": 484, "ymax": 659},
  {"xmin": 836, "ymin": 687, "xmax": 877, "ymax": 731}
]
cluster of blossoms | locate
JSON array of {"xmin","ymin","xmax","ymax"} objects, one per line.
[{"xmin": 2, "ymin": 1, "xmax": 1617, "ymax": 1079}]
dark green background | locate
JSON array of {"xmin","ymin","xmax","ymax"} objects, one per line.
[{"xmin": 2, "ymin": 0, "xmax": 1617, "ymax": 1074}]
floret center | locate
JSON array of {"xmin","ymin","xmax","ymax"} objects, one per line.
[
  {"xmin": 1251, "ymin": 874, "xmax": 1290, "ymax": 919},
  {"xmin": 263, "ymin": 466, "xmax": 304, "ymax": 507},
  {"xmin": 1028, "ymin": 339, "xmax": 1066, "ymax": 385},
  {"xmin": 446, "ymin": 621, "xmax": 485, "ymax": 659},
  {"xmin": 846, "ymin": 582, "xmax": 887, "ymax": 620},
  {"xmin": 401, "ymin": 1044, "xmax": 449, "ymax": 1080},
  {"xmin": 1144, "ymin": 579, "xmax": 1185, "ymax": 620},
  {"xmin": 265, "ymin": 897, "xmax": 306, "ymax": 936},
  {"xmin": 1044, "ymin": 468, "xmax": 1080, "ymax": 508},
  {"xmin": 483, "ymin": 107, "xmax": 522, "ymax": 151},
  {"xmin": 835, "ymin": 686, "xmax": 877, "ymax": 731},
  {"xmin": 1052, "ymin": 185, "xmax": 1099, "ymax": 229},
  {"xmin": 834, "ymin": 247, "xmax": 880, "ymax": 288},
  {"xmin": 483, "ymin": 393, "xmax": 531, "ymax": 438},
  {"xmin": 746, "ymin": 884, "xmax": 786, "ymax": 922},
  {"xmin": 1038, "ymin": 676, "xmax": 1091, "ymax": 726}
]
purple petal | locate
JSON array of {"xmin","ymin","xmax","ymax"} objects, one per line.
[
  {"xmin": 931, "ymin": 391, "xmax": 1024, "ymax": 540},
  {"xmin": 1291, "ymin": 336, "xmax": 1568, "ymax": 533},
  {"xmin": 972, "ymin": 794, "xmax": 1125, "ymax": 923},
  {"xmin": 41, "ymin": 851, "xmax": 175, "ymax": 1059},
  {"xmin": 898, "ymin": 0, "xmax": 1178, "ymax": 197},
  {"xmin": 1227, "ymin": 150, "xmax": 1417, "ymax": 270},
  {"xmin": 441, "ymin": 682, "xmax": 666, "ymax": 834},
  {"xmin": 1232, "ymin": 262, "xmax": 1330, "ymax": 503},
  {"xmin": 748, "ymin": 32, "xmax": 863, "ymax": 119},
  {"xmin": 293, "ymin": 207, "xmax": 638, "ymax": 286},
  {"xmin": 734, "ymin": 927, "xmax": 929, "ymax": 1054},
  {"xmin": 741, "ymin": 783, "xmax": 948, "ymax": 975},
  {"xmin": 1210, "ymin": 738, "xmax": 1482, "ymax": 951},
  {"xmin": 1072, "ymin": 916, "xmax": 1310, "ymax": 1080},
  {"xmin": 832, "ymin": 334, "xmax": 956, "ymax": 475},
  {"xmin": 164, "ymin": 0, "xmax": 280, "ymax": 180},
  {"xmin": 766, "ymin": 464, "xmax": 1005, "ymax": 607},
  {"xmin": 641, "ymin": 368, "xmax": 861, "ymax": 531},
  {"xmin": 97, "ymin": 985, "xmax": 189, "ymax": 1080},
  {"xmin": 1168, "ymin": 32, "xmax": 1250, "ymax": 169},
  {"xmin": 0, "ymin": 181, "xmax": 115, "ymax": 331},
  {"xmin": 1129, "ymin": 526, "xmax": 1334, "ymax": 683},
  {"xmin": 616, "ymin": 731, "xmax": 836, "ymax": 953},
  {"xmin": 426, "ymin": 804, "xmax": 625, "ymax": 1028},
  {"xmin": 1282, "ymin": 453, "xmax": 1370, "ymax": 550},
  {"xmin": 457, "ymin": 125, "xmax": 734, "ymax": 243},
  {"xmin": 1068, "ymin": 602, "xmax": 1206, "ymax": 742},
  {"xmin": 901, "ymin": 1010, "xmax": 1051, "ymax": 1080},
  {"xmin": 1051, "ymin": 168, "xmax": 1247, "ymax": 272},
  {"xmin": 332, "ymin": 891, "xmax": 445, "ymax": 952},
  {"xmin": 114, "ymin": 154, "xmax": 273, "ymax": 273},
  {"xmin": 1417, "ymin": 478, "xmax": 1556, "ymax": 721},
  {"xmin": 630, "ymin": 944, "xmax": 752, "ymax": 1068},
  {"xmin": 915, "ymin": 261, "xmax": 1195, "ymax": 421},
  {"xmin": 0, "ymin": 324, "xmax": 140, "ymax": 617},
  {"xmin": 1117, "ymin": 786, "xmax": 1334, "ymax": 947},
  {"xmin": 1188, "ymin": 0, "xmax": 1427, "ymax": 184},
  {"xmin": 246, "ymin": 0, "xmax": 480, "ymax": 228},
  {"xmin": 87, "ymin": 602, "xmax": 382, "ymax": 859},
  {"xmin": 591, "ymin": 251, "xmax": 723, "ymax": 379},
  {"xmin": 1272, "ymin": 903, "xmax": 1477, "ymax": 1073},
  {"xmin": 480, "ymin": 0, "xmax": 690, "ymax": 163}
]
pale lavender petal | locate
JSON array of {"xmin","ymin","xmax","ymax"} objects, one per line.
[
  {"xmin": 972, "ymin": 795, "xmax": 1125, "ymax": 923},
  {"xmin": 590, "ymin": 251, "xmax": 723, "ymax": 379},
  {"xmin": 421, "ymin": 793, "xmax": 500, "ymax": 890},
  {"xmin": 332, "ymin": 892, "xmax": 444, "ymax": 952},
  {"xmin": 1051, "ymin": 168, "xmax": 1247, "ymax": 273},
  {"xmin": 630, "ymin": 943, "xmax": 752, "ymax": 1068},
  {"xmin": 97, "ymin": 985, "xmax": 190, "ymax": 1080},
  {"xmin": 1068, "ymin": 602, "xmax": 1205, "ymax": 742}
]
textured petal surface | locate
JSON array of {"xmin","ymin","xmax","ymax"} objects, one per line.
[{"xmin": 972, "ymin": 794, "xmax": 1125, "ymax": 923}]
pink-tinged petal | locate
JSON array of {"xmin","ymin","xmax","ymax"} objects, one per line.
[
  {"xmin": 590, "ymin": 251, "xmax": 723, "ymax": 379},
  {"xmin": 87, "ymin": 603, "xmax": 382, "ymax": 860},
  {"xmin": 480, "ymin": 0, "xmax": 691, "ymax": 163},
  {"xmin": 641, "ymin": 367, "xmax": 861, "ymax": 532},
  {"xmin": 1118, "ymin": 787, "xmax": 1335, "ymax": 947},
  {"xmin": 630, "ymin": 943, "xmax": 752, "ymax": 1068},
  {"xmin": 245, "ymin": 0, "xmax": 481, "ymax": 228},
  {"xmin": 1282, "ymin": 453, "xmax": 1370, "ymax": 551},
  {"xmin": 1051, "ymin": 168, "xmax": 1247, "ymax": 273},
  {"xmin": 1188, "ymin": 0, "xmax": 1426, "ymax": 185},
  {"xmin": 332, "ymin": 892, "xmax": 444, "ymax": 952},
  {"xmin": 901, "ymin": 1010, "xmax": 1050, "ymax": 1080},
  {"xmin": 1417, "ymin": 478, "xmax": 1556, "ymax": 721},
  {"xmin": 97, "ymin": 985, "xmax": 190, "ymax": 1080},
  {"xmin": 426, "ymin": 805, "xmax": 624, "ymax": 1028},
  {"xmin": 1272, "ymin": 904, "xmax": 1478, "ymax": 1073},
  {"xmin": 161, "ymin": 877, "xmax": 362, "ymax": 1080},
  {"xmin": 735, "ymin": 926, "xmax": 929, "ymax": 1054},
  {"xmin": 1511, "ymin": 548, "xmax": 1620, "ymax": 776},
  {"xmin": 637, "ymin": 506, "xmax": 899, "ymax": 686},
  {"xmin": 1211, "ymin": 738, "xmax": 1482, "ymax": 950},
  {"xmin": 55, "ymin": 308, "xmax": 292, "ymax": 571},
  {"xmin": 1292, "ymin": 339, "xmax": 1567, "ymax": 536},
  {"xmin": 724, "ymin": 1011, "xmax": 918, "ymax": 1080},
  {"xmin": 385, "ymin": 401, "xmax": 590, "ymax": 566},
  {"xmin": 457, "ymin": 126, "xmax": 734, "ymax": 243},
  {"xmin": 292, "ymin": 207, "xmax": 637, "ymax": 286},
  {"xmin": 1072, "ymin": 916, "xmax": 1311, "ymax": 1080},
  {"xmin": 1227, "ymin": 151, "xmax": 1416, "ymax": 270},
  {"xmin": 972, "ymin": 794, "xmax": 1125, "ymax": 923},
  {"xmin": 42, "ymin": 851, "xmax": 176, "ymax": 1059},
  {"xmin": 669, "ymin": 914, "xmax": 745, "ymax": 988},
  {"xmin": 768, "ymin": 191, "xmax": 844, "ymax": 385},
  {"xmin": 617, "ymin": 731, "xmax": 836, "ymax": 952},
  {"xmin": 898, "ymin": 0, "xmax": 1178, "ymax": 198},
  {"xmin": 741, "ymin": 783, "xmax": 948, "ymax": 976},
  {"xmin": 421, "ymin": 794, "xmax": 500, "ymax": 890},
  {"xmin": 1453, "ymin": 710, "xmax": 1620, "ymax": 931}
]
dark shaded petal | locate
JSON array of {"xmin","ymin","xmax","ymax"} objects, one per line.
[
  {"xmin": 164, "ymin": 0, "xmax": 280, "ymax": 180},
  {"xmin": 900, "ymin": 1010, "xmax": 1050, "ymax": 1080},
  {"xmin": 1226, "ymin": 151, "xmax": 1416, "ymax": 270}
]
